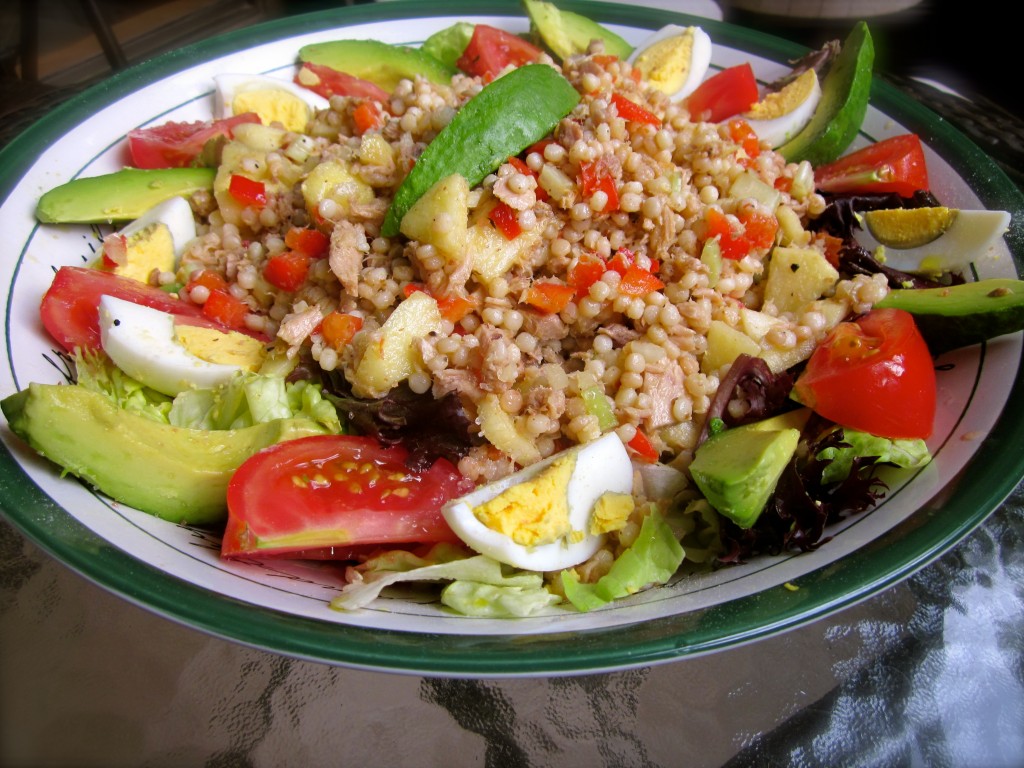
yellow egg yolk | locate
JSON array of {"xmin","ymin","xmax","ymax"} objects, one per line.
[
  {"xmin": 472, "ymin": 455, "xmax": 576, "ymax": 547},
  {"xmin": 174, "ymin": 326, "xmax": 268, "ymax": 370},
  {"xmin": 232, "ymin": 88, "xmax": 310, "ymax": 133},
  {"xmin": 590, "ymin": 492, "xmax": 635, "ymax": 535},
  {"xmin": 103, "ymin": 223, "xmax": 175, "ymax": 284},
  {"xmin": 634, "ymin": 32, "xmax": 696, "ymax": 95},
  {"xmin": 745, "ymin": 70, "xmax": 817, "ymax": 121}
]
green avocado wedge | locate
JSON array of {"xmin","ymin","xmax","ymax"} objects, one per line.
[
  {"xmin": 522, "ymin": 0, "xmax": 633, "ymax": 61},
  {"xmin": 381, "ymin": 63, "xmax": 580, "ymax": 237},
  {"xmin": 1, "ymin": 384, "xmax": 327, "ymax": 526},
  {"xmin": 778, "ymin": 21, "xmax": 874, "ymax": 166},
  {"xmin": 875, "ymin": 278, "xmax": 1024, "ymax": 355},
  {"xmin": 422, "ymin": 22, "xmax": 476, "ymax": 69},
  {"xmin": 36, "ymin": 167, "xmax": 215, "ymax": 224},
  {"xmin": 299, "ymin": 39, "xmax": 456, "ymax": 92}
]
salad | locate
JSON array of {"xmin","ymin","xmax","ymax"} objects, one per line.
[{"xmin": 2, "ymin": 1, "xmax": 1020, "ymax": 621}]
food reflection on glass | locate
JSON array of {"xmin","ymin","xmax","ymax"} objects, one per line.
[{"xmin": 4, "ymin": 0, "xmax": 1021, "ymax": 619}]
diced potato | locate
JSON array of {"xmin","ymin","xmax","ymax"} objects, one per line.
[
  {"xmin": 759, "ymin": 299, "xmax": 849, "ymax": 373},
  {"xmin": 301, "ymin": 159, "xmax": 374, "ymax": 220},
  {"xmin": 399, "ymin": 173, "xmax": 469, "ymax": 263},
  {"xmin": 358, "ymin": 133, "xmax": 395, "ymax": 168},
  {"xmin": 763, "ymin": 246, "xmax": 839, "ymax": 315},
  {"xmin": 466, "ymin": 204, "xmax": 543, "ymax": 282},
  {"xmin": 702, "ymin": 319, "xmax": 761, "ymax": 375},
  {"xmin": 350, "ymin": 291, "xmax": 444, "ymax": 398},
  {"xmin": 232, "ymin": 123, "xmax": 288, "ymax": 153},
  {"xmin": 476, "ymin": 394, "xmax": 542, "ymax": 466}
]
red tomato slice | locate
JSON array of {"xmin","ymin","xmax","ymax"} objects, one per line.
[
  {"xmin": 814, "ymin": 134, "xmax": 930, "ymax": 197},
  {"xmin": 126, "ymin": 113, "xmax": 260, "ymax": 169},
  {"xmin": 221, "ymin": 434, "xmax": 475, "ymax": 559},
  {"xmin": 793, "ymin": 308, "xmax": 936, "ymax": 439},
  {"xmin": 294, "ymin": 61, "xmax": 390, "ymax": 102},
  {"xmin": 456, "ymin": 24, "xmax": 543, "ymax": 82},
  {"xmin": 686, "ymin": 63, "xmax": 759, "ymax": 123},
  {"xmin": 40, "ymin": 266, "xmax": 265, "ymax": 352}
]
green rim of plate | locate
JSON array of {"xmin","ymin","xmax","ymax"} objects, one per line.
[{"xmin": 2, "ymin": 0, "xmax": 1023, "ymax": 677}]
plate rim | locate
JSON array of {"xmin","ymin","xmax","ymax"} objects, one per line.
[{"xmin": 2, "ymin": 0, "xmax": 1024, "ymax": 677}]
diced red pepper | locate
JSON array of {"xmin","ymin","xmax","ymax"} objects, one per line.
[
  {"xmin": 568, "ymin": 254, "xmax": 607, "ymax": 299},
  {"xmin": 263, "ymin": 251, "xmax": 310, "ymax": 292},
  {"xmin": 202, "ymin": 288, "xmax": 249, "ymax": 330},
  {"xmin": 627, "ymin": 429, "xmax": 659, "ymax": 463},
  {"xmin": 352, "ymin": 100, "xmax": 385, "ymax": 135},
  {"xmin": 228, "ymin": 174, "xmax": 267, "ymax": 208},
  {"xmin": 403, "ymin": 283, "xmax": 476, "ymax": 323},
  {"xmin": 611, "ymin": 93, "xmax": 662, "ymax": 128},
  {"xmin": 488, "ymin": 200, "xmax": 522, "ymax": 239},
  {"xmin": 618, "ymin": 265, "xmax": 665, "ymax": 296},
  {"xmin": 578, "ymin": 159, "xmax": 619, "ymax": 212},
  {"xmin": 704, "ymin": 208, "xmax": 778, "ymax": 260},
  {"xmin": 320, "ymin": 311, "xmax": 363, "ymax": 350},
  {"xmin": 508, "ymin": 155, "xmax": 548, "ymax": 201},
  {"xmin": 728, "ymin": 118, "xmax": 761, "ymax": 166},
  {"xmin": 524, "ymin": 281, "xmax": 575, "ymax": 314},
  {"xmin": 284, "ymin": 227, "xmax": 330, "ymax": 258}
]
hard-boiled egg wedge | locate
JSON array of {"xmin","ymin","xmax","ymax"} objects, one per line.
[
  {"xmin": 442, "ymin": 432, "xmax": 635, "ymax": 571},
  {"xmin": 855, "ymin": 206, "xmax": 1012, "ymax": 274},
  {"xmin": 98, "ymin": 295, "xmax": 265, "ymax": 396},
  {"xmin": 741, "ymin": 69, "xmax": 822, "ymax": 148},
  {"xmin": 213, "ymin": 74, "xmax": 330, "ymax": 133},
  {"xmin": 97, "ymin": 197, "xmax": 196, "ymax": 283},
  {"xmin": 627, "ymin": 24, "xmax": 712, "ymax": 100}
]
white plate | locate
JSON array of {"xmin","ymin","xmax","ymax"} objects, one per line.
[{"xmin": 1, "ymin": 0, "xmax": 1022, "ymax": 676}]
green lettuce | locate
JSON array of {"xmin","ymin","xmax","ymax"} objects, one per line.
[
  {"xmin": 168, "ymin": 372, "xmax": 342, "ymax": 432},
  {"xmin": 330, "ymin": 544, "xmax": 561, "ymax": 617},
  {"xmin": 817, "ymin": 428, "xmax": 931, "ymax": 484},
  {"xmin": 560, "ymin": 508, "xmax": 684, "ymax": 612},
  {"xmin": 74, "ymin": 351, "xmax": 173, "ymax": 422}
]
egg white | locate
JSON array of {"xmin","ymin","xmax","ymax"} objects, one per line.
[
  {"xmin": 98, "ymin": 295, "xmax": 245, "ymax": 396},
  {"xmin": 627, "ymin": 24, "xmax": 713, "ymax": 101},
  {"xmin": 742, "ymin": 70, "xmax": 822, "ymax": 148},
  {"xmin": 442, "ymin": 432, "xmax": 634, "ymax": 571},
  {"xmin": 855, "ymin": 209, "xmax": 1012, "ymax": 274},
  {"xmin": 213, "ymin": 73, "xmax": 330, "ymax": 124}
]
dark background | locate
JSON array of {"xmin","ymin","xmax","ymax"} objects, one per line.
[{"xmin": 1, "ymin": 0, "xmax": 1020, "ymax": 184}]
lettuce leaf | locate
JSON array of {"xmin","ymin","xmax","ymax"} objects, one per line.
[
  {"xmin": 560, "ymin": 508, "xmax": 684, "ymax": 612},
  {"xmin": 168, "ymin": 373, "xmax": 342, "ymax": 432},
  {"xmin": 330, "ymin": 545, "xmax": 561, "ymax": 617},
  {"xmin": 74, "ymin": 351, "xmax": 173, "ymax": 422},
  {"xmin": 816, "ymin": 428, "xmax": 931, "ymax": 484}
]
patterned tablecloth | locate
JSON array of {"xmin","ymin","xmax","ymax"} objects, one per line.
[
  {"xmin": 2, "ymin": 4, "xmax": 1023, "ymax": 766},
  {"xmin": 2, "ymin": 494, "xmax": 1021, "ymax": 766}
]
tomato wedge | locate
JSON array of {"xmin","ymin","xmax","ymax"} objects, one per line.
[
  {"xmin": 294, "ymin": 61, "xmax": 390, "ymax": 102},
  {"xmin": 126, "ymin": 113, "xmax": 260, "ymax": 169},
  {"xmin": 221, "ymin": 435, "xmax": 475, "ymax": 559},
  {"xmin": 814, "ymin": 133, "xmax": 929, "ymax": 196},
  {"xmin": 456, "ymin": 24, "xmax": 543, "ymax": 82},
  {"xmin": 40, "ymin": 266, "xmax": 266, "ymax": 352},
  {"xmin": 793, "ymin": 308, "xmax": 936, "ymax": 439},
  {"xmin": 685, "ymin": 63, "xmax": 759, "ymax": 123}
]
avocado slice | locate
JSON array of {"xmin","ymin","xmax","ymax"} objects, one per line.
[
  {"xmin": 36, "ymin": 167, "xmax": 215, "ymax": 224},
  {"xmin": 522, "ymin": 0, "xmax": 633, "ymax": 61},
  {"xmin": 778, "ymin": 21, "xmax": 874, "ymax": 166},
  {"xmin": 298, "ymin": 39, "xmax": 456, "ymax": 92},
  {"xmin": 422, "ymin": 22, "xmax": 475, "ymax": 69},
  {"xmin": 875, "ymin": 278, "xmax": 1024, "ymax": 355},
  {"xmin": 1, "ymin": 384, "xmax": 327, "ymax": 525},
  {"xmin": 689, "ymin": 422, "xmax": 801, "ymax": 528},
  {"xmin": 381, "ymin": 63, "xmax": 580, "ymax": 237}
]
